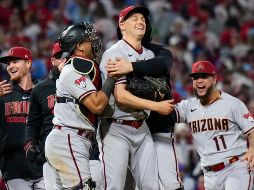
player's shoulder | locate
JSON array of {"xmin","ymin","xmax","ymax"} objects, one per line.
[
  {"xmin": 178, "ymin": 97, "xmax": 197, "ymax": 106},
  {"xmin": 220, "ymin": 91, "xmax": 243, "ymax": 106},
  {"xmin": 103, "ymin": 40, "xmax": 126, "ymax": 55}
]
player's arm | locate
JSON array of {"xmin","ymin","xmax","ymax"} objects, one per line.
[
  {"xmin": 106, "ymin": 43, "xmax": 172, "ymax": 76},
  {"xmin": 25, "ymin": 88, "xmax": 42, "ymax": 144},
  {"xmin": 114, "ymin": 83, "xmax": 175, "ymax": 115},
  {"xmin": 0, "ymin": 98, "xmax": 6, "ymax": 158},
  {"xmin": 241, "ymin": 130, "xmax": 254, "ymax": 169},
  {"xmin": 0, "ymin": 80, "xmax": 12, "ymax": 96},
  {"xmin": 81, "ymin": 77, "xmax": 116, "ymax": 115},
  {"xmin": 232, "ymin": 100, "xmax": 254, "ymax": 168}
]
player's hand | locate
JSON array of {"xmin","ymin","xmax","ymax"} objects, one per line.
[
  {"xmin": 0, "ymin": 80, "xmax": 12, "ymax": 96},
  {"xmin": 241, "ymin": 147, "xmax": 254, "ymax": 169},
  {"xmin": 153, "ymin": 99, "xmax": 175, "ymax": 115},
  {"xmin": 24, "ymin": 140, "xmax": 41, "ymax": 161},
  {"xmin": 105, "ymin": 57, "xmax": 133, "ymax": 77}
]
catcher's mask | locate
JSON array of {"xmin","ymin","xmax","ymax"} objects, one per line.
[{"xmin": 59, "ymin": 22, "xmax": 102, "ymax": 59}]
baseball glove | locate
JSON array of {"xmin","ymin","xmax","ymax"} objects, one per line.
[{"xmin": 126, "ymin": 74, "xmax": 171, "ymax": 101}]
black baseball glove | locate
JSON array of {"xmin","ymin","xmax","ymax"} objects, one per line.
[{"xmin": 126, "ymin": 74, "xmax": 171, "ymax": 101}]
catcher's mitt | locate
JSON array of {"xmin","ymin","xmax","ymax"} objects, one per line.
[{"xmin": 126, "ymin": 74, "xmax": 171, "ymax": 101}]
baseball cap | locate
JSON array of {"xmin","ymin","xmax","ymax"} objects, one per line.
[
  {"xmin": 189, "ymin": 61, "xmax": 216, "ymax": 77},
  {"xmin": 51, "ymin": 42, "xmax": 62, "ymax": 57},
  {"xmin": 117, "ymin": 6, "xmax": 149, "ymax": 40},
  {"xmin": 0, "ymin": 47, "xmax": 32, "ymax": 64},
  {"xmin": 118, "ymin": 6, "xmax": 149, "ymax": 23}
]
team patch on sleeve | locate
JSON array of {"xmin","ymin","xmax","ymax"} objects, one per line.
[
  {"xmin": 75, "ymin": 76, "xmax": 87, "ymax": 88},
  {"xmin": 243, "ymin": 113, "xmax": 254, "ymax": 123}
]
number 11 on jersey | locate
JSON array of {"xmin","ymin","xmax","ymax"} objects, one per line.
[{"xmin": 213, "ymin": 135, "xmax": 227, "ymax": 151}]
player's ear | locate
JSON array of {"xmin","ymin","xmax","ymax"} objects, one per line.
[
  {"xmin": 119, "ymin": 22, "xmax": 125, "ymax": 32},
  {"xmin": 213, "ymin": 76, "xmax": 217, "ymax": 85},
  {"xmin": 26, "ymin": 60, "xmax": 32, "ymax": 70}
]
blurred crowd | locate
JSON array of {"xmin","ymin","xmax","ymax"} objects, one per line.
[{"xmin": 0, "ymin": 0, "xmax": 254, "ymax": 189}]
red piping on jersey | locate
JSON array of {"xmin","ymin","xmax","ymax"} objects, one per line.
[
  {"xmin": 175, "ymin": 108, "xmax": 180, "ymax": 123},
  {"xmin": 101, "ymin": 141, "xmax": 107, "ymax": 190},
  {"xmin": 79, "ymin": 90, "xmax": 97, "ymax": 101},
  {"xmin": 171, "ymin": 133, "xmax": 184, "ymax": 188},
  {"xmin": 68, "ymin": 134, "xmax": 83, "ymax": 189},
  {"xmin": 244, "ymin": 126, "xmax": 254, "ymax": 136},
  {"xmin": 123, "ymin": 39, "xmax": 143, "ymax": 54},
  {"xmin": 248, "ymin": 169, "xmax": 252, "ymax": 190}
]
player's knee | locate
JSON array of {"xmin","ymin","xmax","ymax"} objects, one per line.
[{"xmin": 72, "ymin": 178, "xmax": 96, "ymax": 190}]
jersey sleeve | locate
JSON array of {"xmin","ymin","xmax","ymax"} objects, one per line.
[
  {"xmin": 99, "ymin": 48, "xmax": 126, "ymax": 85},
  {"xmin": 232, "ymin": 100, "xmax": 254, "ymax": 135},
  {"xmin": 175, "ymin": 100, "xmax": 189, "ymax": 123},
  {"xmin": 26, "ymin": 87, "xmax": 42, "ymax": 144},
  {"xmin": 132, "ymin": 43, "xmax": 173, "ymax": 75},
  {"xmin": 0, "ymin": 97, "xmax": 6, "ymax": 156},
  {"xmin": 61, "ymin": 69, "xmax": 96, "ymax": 102}
]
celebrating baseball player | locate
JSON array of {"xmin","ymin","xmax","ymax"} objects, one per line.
[
  {"xmin": 175, "ymin": 60, "xmax": 254, "ymax": 190},
  {"xmin": 98, "ymin": 5, "xmax": 175, "ymax": 190},
  {"xmin": 44, "ymin": 22, "xmax": 116, "ymax": 190},
  {"xmin": 106, "ymin": 42, "xmax": 183, "ymax": 189},
  {"xmin": 0, "ymin": 47, "xmax": 45, "ymax": 190},
  {"xmin": 24, "ymin": 42, "xmax": 66, "ymax": 190}
]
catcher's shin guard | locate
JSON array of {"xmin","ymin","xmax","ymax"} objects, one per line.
[{"xmin": 72, "ymin": 178, "xmax": 96, "ymax": 190}]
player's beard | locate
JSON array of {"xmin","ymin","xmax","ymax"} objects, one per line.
[
  {"xmin": 10, "ymin": 74, "xmax": 21, "ymax": 83},
  {"xmin": 194, "ymin": 85, "xmax": 213, "ymax": 101}
]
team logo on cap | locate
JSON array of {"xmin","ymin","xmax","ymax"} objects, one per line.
[
  {"xmin": 243, "ymin": 113, "xmax": 254, "ymax": 123},
  {"xmin": 75, "ymin": 76, "xmax": 87, "ymax": 88},
  {"xmin": 197, "ymin": 63, "xmax": 204, "ymax": 71},
  {"xmin": 9, "ymin": 49, "xmax": 14, "ymax": 56}
]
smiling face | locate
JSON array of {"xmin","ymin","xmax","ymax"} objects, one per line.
[
  {"xmin": 6, "ymin": 59, "xmax": 31, "ymax": 82},
  {"xmin": 119, "ymin": 13, "xmax": 146, "ymax": 41},
  {"xmin": 192, "ymin": 74, "xmax": 217, "ymax": 100}
]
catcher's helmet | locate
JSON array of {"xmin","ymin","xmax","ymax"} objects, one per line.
[{"xmin": 59, "ymin": 22, "xmax": 102, "ymax": 58}]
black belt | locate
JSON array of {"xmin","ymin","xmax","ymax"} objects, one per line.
[{"xmin": 56, "ymin": 96, "xmax": 78, "ymax": 104}]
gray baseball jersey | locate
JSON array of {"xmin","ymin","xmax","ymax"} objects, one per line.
[
  {"xmin": 53, "ymin": 63, "xmax": 96, "ymax": 130},
  {"xmin": 175, "ymin": 91, "xmax": 254, "ymax": 167},
  {"xmin": 100, "ymin": 39, "xmax": 155, "ymax": 120},
  {"xmin": 98, "ymin": 40, "xmax": 160, "ymax": 190}
]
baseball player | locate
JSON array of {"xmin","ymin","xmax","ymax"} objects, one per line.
[
  {"xmin": 0, "ymin": 47, "xmax": 45, "ymax": 190},
  {"xmin": 24, "ymin": 42, "xmax": 66, "ymax": 190},
  {"xmin": 98, "ymin": 6, "xmax": 175, "ymax": 190},
  {"xmin": 44, "ymin": 22, "xmax": 116, "ymax": 190},
  {"xmin": 175, "ymin": 60, "xmax": 254, "ymax": 190},
  {"xmin": 106, "ymin": 43, "xmax": 184, "ymax": 190}
]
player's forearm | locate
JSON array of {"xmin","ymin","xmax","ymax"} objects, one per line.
[
  {"xmin": 248, "ymin": 131, "xmax": 254, "ymax": 150},
  {"xmin": 132, "ymin": 44, "xmax": 173, "ymax": 75},
  {"xmin": 82, "ymin": 77, "xmax": 116, "ymax": 115},
  {"xmin": 114, "ymin": 86, "xmax": 159, "ymax": 111},
  {"xmin": 82, "ymin": 92, "xmax": 109, "ymax": 115}
]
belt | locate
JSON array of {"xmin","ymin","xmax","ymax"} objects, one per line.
[
  {"xmin": 56, "ymin": 96, "xmax": 77, "ymax": 104},
  {"xmin": 54, "ymin": 125, "xmax": 94, "ymax": 141},
  {"xmin": 109, "ymin": 119, "xmax": 143, "ymax": 129},
  {"xmin": 204, "ymin": 156, "xmax": 239, "ymax": 172}
]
